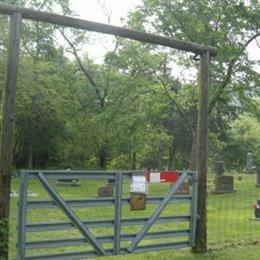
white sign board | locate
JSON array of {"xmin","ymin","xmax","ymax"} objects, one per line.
[
  {"xmin": 150, "ymin": 172, "xmax": 161, "ymax": 183},
  {"xmin": 130, "ymin": 175, "xmax": 148, "ymax": 194}
]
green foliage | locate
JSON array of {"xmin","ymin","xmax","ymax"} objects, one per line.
[
  {"xmin": 127, "ymin": 0, "xmax": 260, "ymax": 168},
  {"xmin": 0, "ymin": 218, "xmax": 9, "ymax": 253},
  {"xmin": 0, "ymin": 0, "xmax": 259, "ymax": 171},
  {"xmin": 223, "ymin": 112, "xmax": 260, "ymax": 169}
]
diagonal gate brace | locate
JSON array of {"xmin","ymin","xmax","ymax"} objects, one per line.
[
  {"xmin": 127, "ymin": 173, "xmax": 188, "ymax": 253},
  {"xmin": 37, "ymin": 172, "xmax": 106, "ymax": 256}
]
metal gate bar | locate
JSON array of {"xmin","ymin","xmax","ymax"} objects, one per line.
[
  {"xmin": 113, "ymin": 173, "xmax": 123, "ymax": 254},
  {"xmin": 26, "ymin": 215, "xmax": 191, "ymax": 232},
  {"xmin": 26, "ymin": 195, "xmax": 192, "ymax": 208}
]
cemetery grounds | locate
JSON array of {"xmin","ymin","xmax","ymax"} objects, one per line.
[{"xmin": 9, "ymin": 172, "xmax": 260, "ymax": 259}]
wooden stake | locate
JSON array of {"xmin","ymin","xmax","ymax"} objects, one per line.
[
  {"xmin": 193, "ymin": 51, "xmax": 209, "ymax": 253},
  {"xmin": 0, "ymin": 12, "xmax": 22, "ymax": 258}
]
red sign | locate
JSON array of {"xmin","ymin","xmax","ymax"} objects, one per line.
[{"xmin": 147, "ymin": 171, "xmax": 180, "ymax": 183}]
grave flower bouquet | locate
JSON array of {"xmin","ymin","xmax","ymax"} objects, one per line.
[{"xmin": 253, "ymin": 199, "xmax": 260, "ymax": 219}]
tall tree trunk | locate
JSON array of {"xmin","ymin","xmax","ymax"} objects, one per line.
[
  {"xmin": 0, "ymin": 13, "xmax": 22, "ymax": 259},
  {"xmin": 131, "ymin": 151, "xmax": 137, "ymax": 170},
  {"xmin": 189, "ymin": 128, "xmax": 196, "ymax": 171},
  {"xmin": 168, "ymin": 141, "xmax": 175, "ymax": 170},
  {"xmin": 157, "ymin": 141, "xmax": 164, "ymax": 171},
  {"xmin": 28, "ymin": 142, "xmax": 33, "ymax": 169},
  {"xmin": 98, "ymin": 145, "xmax": 107, "ymax": 169}
]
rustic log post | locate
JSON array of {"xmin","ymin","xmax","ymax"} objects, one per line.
[
  {"xmin": 0, "ymin": 12, "xmax": 22, "ymax": 259},
  {"xmin": 193, "ymin": 51, "xmax": 209, "ymax": 253}
]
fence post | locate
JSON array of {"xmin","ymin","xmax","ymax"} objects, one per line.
[
  {"xmin": 189, "ymin": 173, "xmax": 198, "ymax": 247},
  {"xmin": 0, "ymin": 12, "xmax": 22, "ymax": 259},
  {"xmin": 17, "ymin": 171, "xmax": 29, "ymax": 260},
  {"xmin": 114, "ymin": 173, "xmax": 123, "ymax": 254},
  {"xmin": 193, "ymin": 50, "xmax": 209, "ymax": 253}
]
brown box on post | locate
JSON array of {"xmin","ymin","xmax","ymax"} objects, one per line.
[{"xmin": 130, "ymin": 192, "xmax": 146, "ymax": 210}]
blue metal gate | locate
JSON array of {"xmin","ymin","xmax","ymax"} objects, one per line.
[{"xmin": 17, "ymin": 170, "xmax": 198, "ymax": 259}]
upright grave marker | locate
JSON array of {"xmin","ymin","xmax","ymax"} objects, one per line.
[
  {"xmin": 216, "ymin": 161, "xmax": 224, "ymax": 176},
  {"xmin": 256, "ymin": 168, "xmax": 260, "ymax": 188},
  {"xmin": 212, "ymin": 153, "xmax": 219, "ymax": 173},
  {"xmin": 212, "ymin": 161, "xmax": 235, "ymax": 194},
  {"xmin": 247, "ymin": 152, "xmax": 255, "ymax": 173}
]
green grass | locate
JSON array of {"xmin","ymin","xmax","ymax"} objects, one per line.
[{"xmin": 9, "ymin": 173, "xmax": 260, "ymax": 259}]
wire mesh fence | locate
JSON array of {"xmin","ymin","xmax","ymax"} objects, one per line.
[{"xmin": 207, "ymin": 172, "xmax": 260, "ymax": 249}]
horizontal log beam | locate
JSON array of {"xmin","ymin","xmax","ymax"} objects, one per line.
[{"xmin": 0, "ymin": 2, "xmax": 217, "ymax": 56}]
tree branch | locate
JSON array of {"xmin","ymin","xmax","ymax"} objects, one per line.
[
  {"xmin": 60, "ymin": 29, "xmax": 105, "ymax": 108},
  {"xmin": 209, "ymin": 32, "xmax": 260, "ymax": 114}
]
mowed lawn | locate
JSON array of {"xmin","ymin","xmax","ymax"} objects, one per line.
[{"xmin": 9, "ymin": 172, "xmax": 260, "ymax": 259}]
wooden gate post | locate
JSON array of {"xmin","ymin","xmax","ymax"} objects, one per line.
[
  {"xmin": 193, "ymin": 51, "xmax": 209, "ymax": 253},
  {"xmin": 0, "ymin": 12, "xmax": 22, "ymax": 259}
]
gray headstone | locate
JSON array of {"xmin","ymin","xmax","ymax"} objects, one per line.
[
  {"xmin": 216, "ymin": 161, "xmax": 224, "ymax": 176},
  {"xmin": 256, "ymin": 168, "xmax": 260, "ymax": 188},
  {"xmin": 98, "ymin": 186, "xmax": 113, "ymax": 197},
  {"xmin": 213, "ymin": 153, "xmax": 219, "ymax": 173},
  {"xmin": 213, "ymin": 175, "xmax": 235, "ymax": 194},
  {"xmin": 247, "ymin": 152, "xmax": 255, "ymax": 173}
]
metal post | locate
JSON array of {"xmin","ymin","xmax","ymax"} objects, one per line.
[
  {"xmin": 17, "ymin": 171, "xmax": 29, "ymax": 260},
  {"xmin": 113, "ymin": 173, "xmax": 123, "ymax": 254},
  {"xmin": 189, "ymin": 173, "xmax": 198, "ymax": 247}
]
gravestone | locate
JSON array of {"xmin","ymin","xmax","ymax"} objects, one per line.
[
  {"xmin": 216, "ymin": 161, "xmax": 224, "ymax": 176},
  {"xmin": 212, "ymin": 161, "xmax": 235, "ymax": 194},
  {"xmin": 256, "ymin": 168, "xmax": 260, "ymax": 188},
  {"xmin": 98, "ymin": 186, "xmax": 113, "ymax": 197},
  {"xmin": 213, "ymin": 176, "xmax": 235, "ymax": 194},
  {"xmin": 247, "ymin": 152, "xmax": 255, "ymax": 173},
  {"xmin": 212, "ymin": 153, "xmax": 219, "ymax": 173}
]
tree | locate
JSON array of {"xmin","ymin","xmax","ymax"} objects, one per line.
[
  {"xmin": 14, "ymin": 58, "xmax": 67, "ymax": 168},
  {"xmin": 223, "ymin": 104, "xmax": 260, "ymax": 170},
  {"xmin": 127, "ymin": 0, "xmax": 260, "ymax": 159}
]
